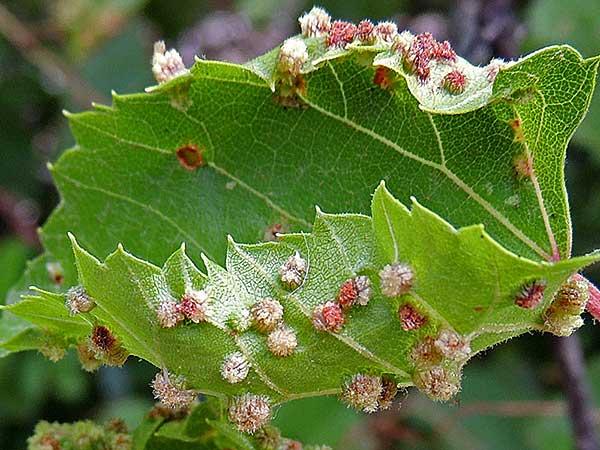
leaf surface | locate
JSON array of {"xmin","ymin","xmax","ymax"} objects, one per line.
[
  {"xmin": 2, "ymin": 12, "xmax": 599, "ymax": 365},
  {"xmin": 15, "ymin": 187, "xmax": 597, "ymax": 406}
]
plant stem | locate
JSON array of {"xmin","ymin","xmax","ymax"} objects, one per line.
[{"xmin": 554, "ymin": 334, "xmax": 600, "ymax": 450}]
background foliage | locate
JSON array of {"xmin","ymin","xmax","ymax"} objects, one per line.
[{"xmin": 0, "ymin": 0, "xmax": 599, "ymax": 449}]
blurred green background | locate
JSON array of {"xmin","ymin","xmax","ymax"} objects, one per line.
[{"xmin": 0, "ymin": 0, "xmax": 599, "ymax": 448}]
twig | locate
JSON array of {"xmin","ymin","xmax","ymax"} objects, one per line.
[
  {"xmin": 573, "ymin": 274, "xmax": 600, "ymax": 320},
  {"xmin": 555, "ymin": 334, "xmax": 600, "ymax": 450},
  {"xmin": 0, "ymin": 3, "xmax": 108, "ymax": 107}
]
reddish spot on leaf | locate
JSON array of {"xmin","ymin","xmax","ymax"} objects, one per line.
[
  {"xmin": 374, "ymin": 67, "xmax": 393, "ymax": 90},
  {"xmin": 474, "ymin": 306, "xmax": 484, "ymax": 312},
  {"xmin": 509, "ymin": 118, "xmax": 526, "ymax": 143},
  {"xmin": 515, "ymin": 280, "xmax": 546, "ymax": 309},
  {"xmin": 398, "ymin": 304, "xmax": 427, "ymax": 331},
  {"xmin": 176, "ymin": 144, "xmax": 205, "ymax": 170},
  {"xmin": 327, "ymin": 20, "xmax": 358, "ymax": 48},
  {"xmin": 513, "ymin": 153, "xmax": 533, "ymax": 179}
]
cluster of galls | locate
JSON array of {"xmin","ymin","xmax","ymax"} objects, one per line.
[
  {"xmin": 156, "ymin": 288, "xmax": 210, "ymax": 328},
  {"xmin": 28, "ymin": 419, "xmax": 131, "ymax": 450},
  {"xmin": 411, "ymin": 328, "xmax": 470, "ymax": 401},
  {"xmin": 341, "ymin": 373, "xmax": 400, "ymax": 413},
  {"xmin": 251, "ymin": 295, "xmax": 298, "ymax": 358},
  {"xmin": 312, "ymin": 275, "xmax": 372, "ymax": 333},
  {"xmin": 298, "ymin": 7, "xmax": 401, "ymax": 48},
  {"xmin": 78, "ymin": 325, "xmax": 129, "ymax": 371},
  {"xmin": 543, "ymin": 278, "xmax": 589, "ymax": 336},
  {"xmin": 151, "ymin": 40, "xmax": 188, "ymax": 84}
]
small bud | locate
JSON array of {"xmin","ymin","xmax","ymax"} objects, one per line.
[
  {"xmin": 434, "ymin": 329, "xmax": 471, "ymax": 361},
  {"xmin": 180, "ymin": 289, "xmax": 210, "ymax": 323},
  {"xmin": 65, "ymin": 285, "xmax": 95, "ymax": 314},
  {"xmin": 278, "ymin": 38, "xmax": 309, "ymax": 75},
  {"xmin": 442, "ymin": 70, "xmax": 467, "ymax": 94},
  {"xmin": 356, "ymin": 20, "xmax": 375, "ymax": 44},
  {"xmin": 156, "ymin": 300, "xmax": 184, "ymax": 328},
  {"xmin": 379, "ymin": 263, "xmax": 414, "ymax": 297},
  {"xmin": 326, "ymin": 20, "xmax": 358, "ymax": 48},
  {"xmin": 280, "ymin": 252, "xmax": 307, "ymax": 289},
  {"xmin": 374, "ymin": 21, "xmax": 398, "ymax": 43},
  {"xmin": 341, "ymin": 373, "xmax": 383, "ymax": 413},
  {"xmin": 152, "ymin": 40, "xmax": 188, "ymax": 84},
  {"xmin": 221, "ymin": 351, "xmax": 250, "ymax": 384},
  {"xmin": 267, "ymin": 325, "xmax": 297, "ymax": 357},
  {"xmin": 251, "ymin": 297, "xmax": 284, "ymax": 332},
  {"xmin": 151, "ymin": 370, "xmax": 197, "ymax": 410},
  {"xmin": 298, "ymin": 6, "xmax": 332, "ymax": 38},
  {"xmin": 515, "ymin": 280, "xmax": 546, "ymax": 309},
  {"xmin": 312, "ymin": 301, "xmax": 345, "ymax": 333},
  {"xmin": 398, "ymin": 303, "xmax": 427, "ymax": 331},
  {"xmin": 228, "ymin": 393, "xmax": 272, "ymax": 434},
  {"xmin": 413, "ymin": 366, "xmax": 460, "ymax": 401}
]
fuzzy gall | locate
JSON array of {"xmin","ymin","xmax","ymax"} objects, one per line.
[
  {"xmin": 228, "ymin": 394, "xmax": 272, "ymax": 434},
  {"xmin": 280, "ymin": 252, "xmax": 307, "ymax": 289},
  {"xmin": 379, "ymin": 262, "xmax": 414, "ymax": 297},
  {"xmin": 312, "ymin": 301, "xmax": 345, "ymax": 333},
  {"xmin": 251, "ymin": 297, "xmax": 284, "ymax": 332}
]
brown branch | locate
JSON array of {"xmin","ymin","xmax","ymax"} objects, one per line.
[
  {"xmin": 555, "ymin": 334, "xmax": 600, "ymax": 450},
  {"xmin": 0, "ymin": 3, "xmax": 108, "ymax": 107}
]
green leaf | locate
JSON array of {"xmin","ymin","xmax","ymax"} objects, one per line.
[
  {"xmin": 3, "ymin": 9, "xmax": 599, "ymax": 382},
  {"xmin": 525, "ymin": 0, "xmax": 600, "ymax": 157},
  {"xmin": 19, "ymin": 187, "xmax": 596, "ymax": 415},
  {"xmin": 31, "ymin": 31, "xmax": 599, "ymax": 287}
]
